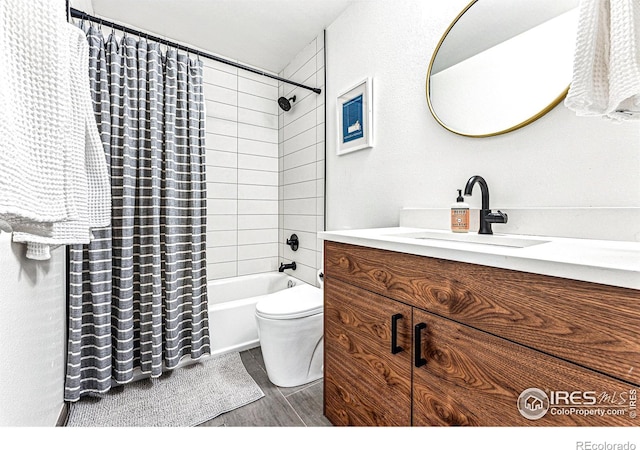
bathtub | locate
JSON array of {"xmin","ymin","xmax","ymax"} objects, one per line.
[
  {"xmin": 123, "ymin": 272, "xmax": 309, "ymax": 384},
  {"xmin": 207, "ymin": 272, "xmax": 304, "ymax": 356}
]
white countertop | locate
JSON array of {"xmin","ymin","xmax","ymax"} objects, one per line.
[{"xmin": 318, "ymin": 227, "xmax": 640, "ymax": 290}]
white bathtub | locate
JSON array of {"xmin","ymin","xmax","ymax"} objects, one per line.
[
  {"xmin": 207, "ymin": 272, "xmax": 303, "ymax": 356},
  {"xmin": 120, "ymin": 272, "xmax": 309, "ymax": 384}
]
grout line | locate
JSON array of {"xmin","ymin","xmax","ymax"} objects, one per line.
[{"xmin": 278, "ymin": 388, "xmax": 308, "ymax": 427}]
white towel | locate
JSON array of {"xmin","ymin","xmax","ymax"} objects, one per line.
[
  {"xmin": 0, "ymin": 0, "xmax": 76, "ymax": 228},
  {"xmin": 12, "ymin": 24, "xmax": 111, "ymax": 260},
  {"xmin": 565, "ymin": 0, "xmax": 640, "ymax": 120}
]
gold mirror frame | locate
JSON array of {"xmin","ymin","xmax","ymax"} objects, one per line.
[{"xmin": 426, "ymin": 0, "xmax": 572, "ymax": 138}]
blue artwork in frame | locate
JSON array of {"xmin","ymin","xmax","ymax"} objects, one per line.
[
  {"xmin": 336, "ymin": 78, "xmax": 373, "ymax": 155},
  {"xmin": 342, "ymin": 94, "xmax": 364, "ymax": 143}
]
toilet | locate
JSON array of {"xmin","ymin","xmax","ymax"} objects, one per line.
[{"xmin": 255, "ymin": 283, "xmax": 323, "ymax": 388}]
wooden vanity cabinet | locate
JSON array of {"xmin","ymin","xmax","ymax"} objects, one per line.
[
  {"xmin": 323, "ymin": 241, "xmax": 639, "ymax": 427},
  {"xmin": 324, "ymin": 278, "xmax": 411, "ymax": 426}
]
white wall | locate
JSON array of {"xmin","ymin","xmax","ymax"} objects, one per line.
[
  {"xmin": 325, "ymin": 0, "xmax": 640, "ymax": 237},
  {"xmin": 0, "ymin": 234, "xmax": 66, "ymax": 426},
  {"xmin": 279, "ymin": 34, "xmax": 326, "ymax": 287}
]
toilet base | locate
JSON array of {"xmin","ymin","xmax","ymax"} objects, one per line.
[{"xmin": 256, "ymin": 313, "xmax": 324, "ymax": 388}]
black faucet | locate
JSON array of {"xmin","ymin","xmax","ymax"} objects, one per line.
[
  {"xmin": 463, "ymin": 175, "xmax": 508, "ymax": 235},
  {"xmin": 278, "ymin": 261, "xmax": 297, "ymax": 272}
]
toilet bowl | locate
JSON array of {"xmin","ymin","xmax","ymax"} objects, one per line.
[{"xmin": 255, "ymin": 283, "xmax": 323, "ymax": 388}]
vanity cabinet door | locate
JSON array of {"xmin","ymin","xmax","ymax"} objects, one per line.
[
  {"xmin": 412, "ymin": 309, "xmax": 636, "ymax": 426},
  {"xmin": 324, "ymin": 277, "xmax": 412, "ymax": 426}
]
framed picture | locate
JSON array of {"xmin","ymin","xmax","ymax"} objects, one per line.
[{"xmin": 337, "ymin": 78, "xmax": 373, "ymax": 155}]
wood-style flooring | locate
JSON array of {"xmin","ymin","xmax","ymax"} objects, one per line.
[{"xmin": 198, "ymin": 347, "xmax": 332, "ymax": 427}]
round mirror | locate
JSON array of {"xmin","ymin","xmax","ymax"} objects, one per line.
[{"xmin": 426, "ymin": 0, "xmax": 579, "ymax": 137}]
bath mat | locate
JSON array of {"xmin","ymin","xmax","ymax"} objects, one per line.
[{"xmin": 66, "ymin": 352, "xmax": 264, "ymax": 427}]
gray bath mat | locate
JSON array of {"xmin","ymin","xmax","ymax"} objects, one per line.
[{"xmin": 66, "ymin": 352, "xmax": 264, "ymax": 427}]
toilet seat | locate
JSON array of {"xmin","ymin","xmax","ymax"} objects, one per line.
[{"xmin": 255, "ymin": 284, "xmax": 323, "ymax": 320}]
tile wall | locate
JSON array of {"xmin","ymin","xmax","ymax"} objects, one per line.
[
  {"xmin": 204, "ymin": 59, "xmax": 280, "ymax": 280},
  {"xmin": 279, "ymin": 33, "xmax": 326, "ymax": 287},
  {"xmin": 204, "ymin": 32, "xmax": 325, "ymax": 285}
]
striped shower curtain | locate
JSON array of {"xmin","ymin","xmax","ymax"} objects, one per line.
[{"xmin": 64, "ymin": 25, "xmax": 210, "ymax": 401}]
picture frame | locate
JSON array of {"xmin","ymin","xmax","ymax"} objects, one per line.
[{"xmin": 337, "ymin": 77, "xmax": 373, "ymax": 155}]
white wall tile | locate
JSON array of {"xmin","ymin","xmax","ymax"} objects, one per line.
[
  {"xmin": 316, "ymin": 48, "xmax": 324, "ymax": 70},
  {"xmin": 284, "ymin": 109, "xmax": 318, "ymax": 141},
  {"xmin": 285, "ymin": 260, "xmax": 317, "ymax": 286},
  {"xmin": 316, "ymin": 104, "xmax": 325, "ymax": 125},
  {"xmin": 238, "ymin": 154, "xmax": 278, "ymax": 172},
  {"xmin": 208, "ymin": 246, "xmax": 237, "ymax": 264},
  {"xmin": 207, "ymin": 101, "xmax": 237, "ymax": 122},
  {"xmin": 238, "ymin": 169, "xmax": 278, "ymax": 186},
  {"xmin": 316, "ymin": 141, "xmax": 325, "ymax": 161},
  {"xmin": 238, "ymin": 258, "xmax": 278, "ymax": 276},
  {"xmin": 208, "ymin": 182, "xmax": 237, "ymax": 199},
  {"xmin": 284, "ymin": 163, "xmax": 316, "ymax": 185},
  {"xmin": 284, "ymin": 198, "xmax": 316, "ymax": 216},
  {"xmin": 207, "ymin": 150, "xmax": 237, "ymax": 168},
  {"xmin": 238, "ymin": 229, "xmax": 279, "ymax": 245},
  {"xmin": 238, "ymin": 184, "xmax": 278, "ymax": 200},
  {"xmin": 283, "ymin": 92, "xmax": 317, "ymax": 126},
  {"xmin": 284, "ymin": 180, "xmax": 316, "ymax": 200},
  {"xmin": 206, "ymin": 117, "xmax": 237, "ymax": 137},
  {"xmin": 202, "ymin": 39, "xmax": 324, "ymax": 281},
  {"xmin": 238, "ymin": 200, "xmax": 278, "ymax": 215},
  {"xmin": 283, "ymin": 128, "xmax": 316, "ymax": 155},
  {"xmin": 284, "ymin": 214, "xmax": 317, "ymax": 232},
  {"xmin": 208, "ymin": 261, "xmax": 237, "ymax": 280},
  {"xmin": 238, "ymin": 214, "xmax": 279, "ymax": 230},
  {"xmin": 238, "ymin": 123, "xmax": 278, "ymax": 143},
  {"xmin": 239, "ymin": 77, "xmax": 278, "ymax": 99},
  {"xmin": 316, "ymin": 122, "xmax": 325, "ymax": 143},
  {"xmin": 283, "ymin": 245, "xmax": 316, "ymax": 267},
  {"xmin": 207, "ymin": 166, "xmax": 237, "ymax": 184},
  {"xmin": 240, "ymin": 70, "xmax": 278, "ymax": 87},
  {"xmin": 206, "ymin": 134, "xmax": 237, "ymax": 153},
  {"xmin": 203, "ymin": 58, "xmax": 238, "ymax": 75},
  {"xmin": 207, "ymin": 214, "xmax": 237, "ymax": 231},
  {"xmin": 284, "ymin": 145, "xmax": 316, "ymax": 171},
  {"xmin": 205, "ymin": 68, "xmax": 237, "ymax": 90},
  {"xmin": 238, "ymin": 92, "xmax": 278, "ymax": 114},
  {"xmin": 207, "ymin": 230, "xmax": 237, "ymax": 247},
  {"xmin": 238, "ymin": 243, "xmax": 279, "ymax": 261},
  {"xmin": 317, "ymin": 214, "xmax": 325, "ymax": 229},
  {"xmin": 204, "ymin": 84, "xmax": 237, "ymax": 106},
  {"xmin": 238, "ymin": 108, "xmax": 278, "ymax": 129},
  {"xmin": 238, "ymin": 139, "xmax": 278, "ymax": 158}
]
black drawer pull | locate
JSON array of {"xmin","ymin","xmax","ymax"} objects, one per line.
[
  {"xmin": 414, "ymin": 322, "xmax": 427, "ymax": 367},
  {"xmin": 391, "ymin": 313, "xmax": 404, "ymax": 354}
]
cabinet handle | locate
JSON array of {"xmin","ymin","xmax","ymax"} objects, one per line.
[
  {"xmin": 414, "ymin": 322, "xmax": 427, "ymax": 367},
  {"xmin": 391, "ymin": 313, "xmax": 404, "ymax": 354}
]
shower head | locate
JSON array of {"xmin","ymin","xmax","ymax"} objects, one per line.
[{"xmin": 278, "ymin": 95, "xmax": 296, "ymax": 112}]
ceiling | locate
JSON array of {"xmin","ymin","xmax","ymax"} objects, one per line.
[{"xmin": 81, "ymin": 0, "xmax": 357, "ymax": 74}]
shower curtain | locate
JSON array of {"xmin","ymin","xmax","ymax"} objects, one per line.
[{"xmin": 64, "ymin": 25, "xmax": 210, "ymax": 402}]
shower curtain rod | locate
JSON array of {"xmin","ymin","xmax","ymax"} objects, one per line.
[{"xmin": 69, "ymin": 7, "xmax": 322, "ymax": 95}]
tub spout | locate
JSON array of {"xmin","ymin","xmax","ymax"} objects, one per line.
[{"xmin": 279, "ymin": 262, "xmax": 297, "ymax": 272}]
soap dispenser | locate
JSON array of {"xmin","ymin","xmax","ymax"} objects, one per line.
[{"xmin": 451, "ymin": 189, "xmax": 469, "ymax": 233}]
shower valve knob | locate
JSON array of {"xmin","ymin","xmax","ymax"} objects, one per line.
[{"xmin": 286, "ymin": 234, "xmax": 299, "ymax": 251}]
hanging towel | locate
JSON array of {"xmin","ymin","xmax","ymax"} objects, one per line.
[
  {"xmin": 565, "ymin": 0, "xmax": 640, "ymax": 120},
  {"xmin": 12, "ymin": 24, "xmax": 111, "ymax": 260},
  {"xmin": 0, "ymin": 0, "xmax": 77, "ymax": 229}
]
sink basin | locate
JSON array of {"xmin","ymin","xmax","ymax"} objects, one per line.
[{"xmin": 389, "ymin": 230, "xmax": 549, "ymax": 248}]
